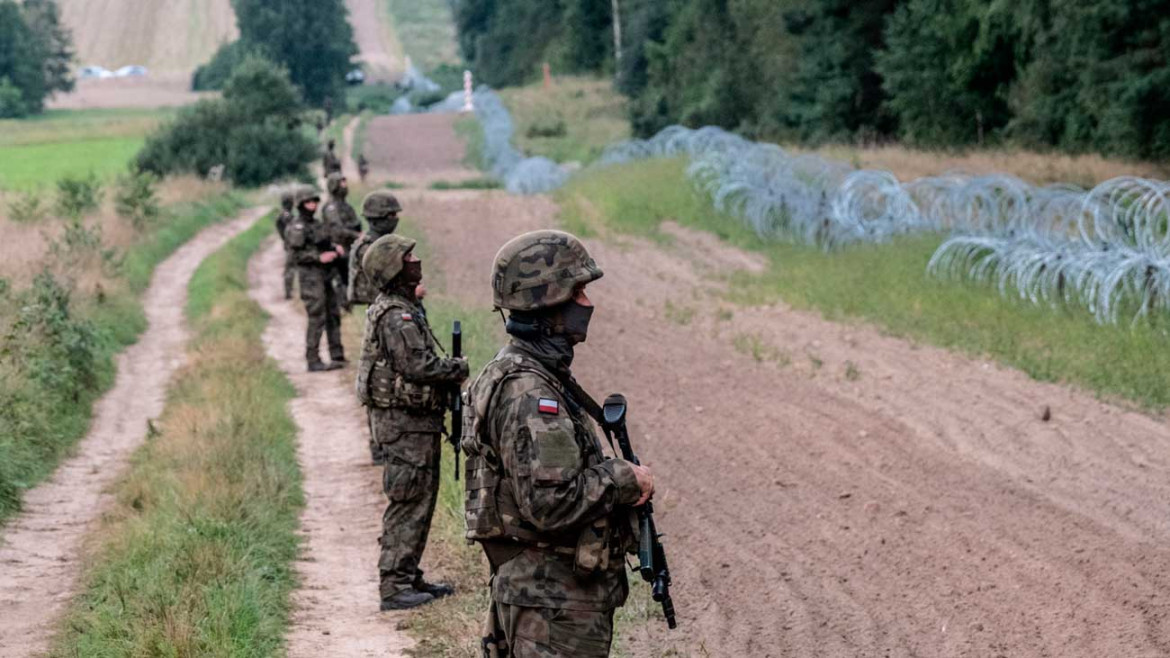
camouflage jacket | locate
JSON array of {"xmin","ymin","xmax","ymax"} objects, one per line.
[
  {"xmin": 323, "ymin": 197, "xmax": 362, "ymax": 249},
  {"xmin": 348, "ymin": 231, "xmax": 385, "ymax": 305},
  {"xmin": 275, "ymin": 209, "xmax": 293, "ymax": 245},
  {"xmin": 323, "ymin": 150, "xmax": 342, "ymax": 174},
  {"xmin": 465, "ymin": 343, "xmax": 642, "ymax": 611},
  {"xmin": 358, "ymin": 292, "xmax": 467, "ymax": 430},
  {"xmin": 285, "ymin": 209, "xmax": 335, "ymax": 270}
]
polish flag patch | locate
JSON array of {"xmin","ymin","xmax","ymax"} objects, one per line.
[
  {"xmin": 538, "ymin": 398, "xmax": 560, "ymax": 415},
  {"xmin": 400, "ymin": 313, "xmax": 413, "ymax": 321}
]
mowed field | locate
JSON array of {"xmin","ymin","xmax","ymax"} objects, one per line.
[{"xmin": 57, "ymin": 0, "xmax": 236, "ymax": 75}]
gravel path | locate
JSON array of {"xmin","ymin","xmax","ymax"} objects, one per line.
[{"xmin": 0, "ymin": 208, "xmax": 264, "ymax": 658}]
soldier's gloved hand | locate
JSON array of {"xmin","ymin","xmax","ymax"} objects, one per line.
[
  {"xmin": 631, "ymin": 463, "xmax": 655, "ymax": 507},
  {"xmin": 320, "ymin": 251, "xmax": 338, "ymax": 264}
]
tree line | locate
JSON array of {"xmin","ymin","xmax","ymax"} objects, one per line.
[
  {"xmin": 0, "ymin": 0, "xmax": 73, "ymax": 118},
  {"xmin": 453, "ymin": 0, "xmax": 1170, "ymax": 160}
]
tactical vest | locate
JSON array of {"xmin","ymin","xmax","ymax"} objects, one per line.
[
  {"xmin": 348, "ymin": 235, "xmax": 379, "ymax": 305},
  {"xmin": 463, "ymin": 346, "xmax": 619, "ymax": 568},
  {"xmin": 356, "ymin": 295, "xmax": 446, "ymax": 411}
]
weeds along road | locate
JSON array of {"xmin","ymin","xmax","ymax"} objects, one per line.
[
  {"xmin": 363, "ymin": 113, "xmax": 1170, "ymax": 657},
  {"xmin": 247, "ymin": 239, "xmax": 414, "ymax": 657},
  {"xmin": 0, "ymin": 208, "xmax": 265, "ymax": 658}
]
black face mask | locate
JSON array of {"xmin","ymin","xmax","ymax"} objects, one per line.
[
  {"xmin": 401, "ymin": 260, "xmax": 423, "ymax": 286},
  {"xmin": 370, "ymin": 217, "xmax": 399, "ymax": 237},
  {"xmin": 559, "ymin": 300, "xmax": 594, "ymax": 344},
  {"xmin": 335, "ymin": 186, "xmax": 348, "ymax": 200}
]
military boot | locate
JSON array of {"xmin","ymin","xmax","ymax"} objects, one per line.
[
  {"xmin": 414, "ymin": 581, "xmax": 455, "ymax": 599},
  {"xmin": 308, "ymin": 361, "xmax": 344, "ymax": 373},
  {"xmin": 380, "ymin": 590, "xmax": 434, "ymax": 611}
]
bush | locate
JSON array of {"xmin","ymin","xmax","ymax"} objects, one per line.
[
  {"xmin": 137, "ymin": 57, "xmax": 316, "ymax": 187},
  {"xmin": 0, "ymin": 76, "xmax": 26, "ymax": 118},
  {"xmin": 114, "ymin": 171, "xmax": 160, "ymax": 229},
  {"xmin": 525, "ymin": 115, "xmax": 568, "ymax": 139},
  {"xmin": 55, "ymin": 173, "xmax": 103, "ymax": 218},
  {"xmin": 191, "ymin": 40, "xmax": 255, "ymax": 91}
]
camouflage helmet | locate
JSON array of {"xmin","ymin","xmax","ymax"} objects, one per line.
[
  {"xmin": 326, "ymin": 171, "xmax": 346, "ymax": 195},
  {"xmin": 293, "ymin": 185, "xmax": 320, "ymax": 208},
  {"xmin": 362, "ymin": 191, "xmax": 403, "ymax": 219},
  {"xmin": 363, "ymin": 234, "xmax": 417, "ymax": 290},
  {"xmin": 492, "ymin": 230, "xmax": 602, "ymax": 311}
]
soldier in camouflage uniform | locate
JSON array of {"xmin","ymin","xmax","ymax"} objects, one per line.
[
  {"xmin": 323, "ymin": 139, "xmax": 342, "ymax": 176},
  {"xmin": 323, "ymin": 172, "xmax": 363, "ymax": 307},
  {"xmin": 350, "ymin": 191, "xmax": 404, "ymax": 463},
  {"xmin": 275, "ymin": 189, "xmax": 297, "ymax": 300},
  {"xmin": 463, "ymin": 230, "xmax": 655, "ymax": 657},
  {"xmin": 357, "ymin": 235, "xmax": 469, "ymax": 610},
  {"xmin": 285, "ymin": 187, "xmax": 347, "ymax": 372}
]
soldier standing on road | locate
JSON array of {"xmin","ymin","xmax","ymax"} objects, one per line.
[
  {"xmin": 463, "ymin": 230, "xmax": 655, "ymax": 657},
  {"xmin": 285, "ymin": 187, "xmax": 347, "ymax": 372},
  {"xmin": 323, "ymin": 172, "xmax": 363, "ymax": 307},
  {"xmin": 275, "ymin": 189, "xmax": 297, "ymax": 300},
  {"xmin": 323, "ymin": 139, "xmax": 342, "ymax": 176},
  {"xmin": 358, "ymin": 153, "xmax": 370, "ymax": 183},
  {"xmin": 350, "ymin": 191, "xmax": 404, "ymax": 464},
  {"xmin": 357, "ymin": 235, "xmax": 469, "ymax": 610}
]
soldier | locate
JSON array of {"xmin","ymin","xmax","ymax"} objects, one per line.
[
  {"xmin": 358, "ymin": 153, "xmax": 370, "ymax": 183},
  {"xmin": 275, "ymin": 189, "xmax": 297, "ymax": 300},
  {"xmin": 323, "ymin": 139, "xmax": 342, "ymax": 176},
  {"xmin": 463, "ymin": 230, "xmax": 655, "ymax": 657},
  {"xmin": 285, "ymin": 187, "xmax": 347, "ymax": 372},
  {"xmin": 357, "ymin": 235, "xmax": 469, "ymax": 610},
  {"xmin": 323, "ymin": 172, "xmax": 363, "ymax": 306}
]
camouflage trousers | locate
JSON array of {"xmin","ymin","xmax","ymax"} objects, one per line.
[
  {"xmin": 372, "ymin": 407, "xmax": 442, "ymax": 599},
  {"xmin": 333, "ymin": 257, "xmax": 350, "ymax": 310},
  {"xmin": 298, "ymin": 268, "xmax": 343, "ymax": 364},
  {"xmin": 283, "ymin": 255, "xmax": 296, "ymax": 299},
  {"xmin": 482, "ymin": 596, "xmax": 615, "ymax": 658}
]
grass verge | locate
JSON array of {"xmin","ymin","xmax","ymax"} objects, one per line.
[
  {"xmin": 499, "ymin": 77, "xmax": 629, "ymax": 165},
  {"xmin": 558, "ymin": 158, "xmax": 1170, "ymax": 410},
  {"xmin": 49, "ymin": 214, "xmax": 304, "ymax": 656},
  {"xmin": 0, "ymin": 192, "xmax": 247, "ymax": 526}
]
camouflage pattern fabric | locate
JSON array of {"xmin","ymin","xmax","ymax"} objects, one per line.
[
  {"xmin": 324, "ymin": 175, "xmax": 362, "ymax": 249},
  {"xmin": 483, "ymin": 599, "xmax": 615, "ymax": 658},
  {"xmin": 372, "ymin": 407, "xmax": 442, "ymax": 599},
  {"xmin": 492, "ymin": 230, "xmax": 603, "ymax": 311},
  {"xmin": 348, "ymin": 233, "xmax": 381, "ymax": 306},
  {"xmin": 286, "ymin": 208, "xmax": 343, "ymax": 364},
  {"xmin": 275, "ymin": 208, "xmax": 296, "ymax": 298},
  {"xmin": 365, "ymin": 292, "xmax": 468, "ymax": 597}
]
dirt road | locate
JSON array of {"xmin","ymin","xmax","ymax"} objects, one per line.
[
  {"xmin": 248, "ymin": 241, "xmax": 414, "ymax": 657},
  {"xmin": 367, "ymin": 114, "xmax": 1170, "ymax": 657},
  {"xmin": 0, "ymin": 208, "xmax": 263, "ymax": 658},
  {"xmin": 346, "ymin": 0, "xmax": 404, "ymax": 83}
]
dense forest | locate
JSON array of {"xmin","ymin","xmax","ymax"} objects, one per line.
[{"xmin": 453, "ymin": 0, "xmax": 1170, "ymax": 159}]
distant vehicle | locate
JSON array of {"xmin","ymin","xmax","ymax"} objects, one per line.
[
  {"xmin": 79, "ymin": 66, "xmax": 114, "ymax": 79},
  {"xmin": 345, "ymin": 68, "xmax": 365, "ymax": 85},
  {"xmin": 114, "ymin": 65, "xmax": 149, "ymax": 78}
]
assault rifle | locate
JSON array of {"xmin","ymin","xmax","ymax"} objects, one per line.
[
  {"xmin": 600, "ymin": 394, "xmax": 677, "ymax": 630},
  {"xmin": 450, "ymin": 321, "xmax": 463, "ymax": 480}
]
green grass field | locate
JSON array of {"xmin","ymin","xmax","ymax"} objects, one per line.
[
  {"xmin": 50, "ymin": 215, "xmax": 303, "ymax": 656},
  {"xmin": 558, "ymin": 158, "xmax": 1170, "ymax": 410},
  {"xmin": 384, "ymin": 0, "xmax": 461, "ymax": 71},
  {"xmin": 0, "ymin": 109, "xmax": 170, "ymax": 190},
  {"xmin": 500, "ymin": 77, "xmax": 629, "ymax": 165}
]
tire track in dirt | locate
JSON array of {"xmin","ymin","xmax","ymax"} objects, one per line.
[
  {"xmin": 0, "ymin": 208, "xmax": 265, "ymax": 658},
  {"xmin": 368, "ymin": 114, "xmax": 1170, "ymax": 657},
  {"xmin": 247, "ymin": 239, "xmax": 414, "ymax": 657}
]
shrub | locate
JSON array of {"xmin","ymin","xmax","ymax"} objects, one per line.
[
  {"xmin": 114, "ymin": 171, "xmax": 160, "ymax": 229},
  {"xmin": 525, "ymin": 115, "xmax": 568, "ymax": 139},
  {"xmin": 191, "ymin": 40, "xmax": 255, "ymax": 91},
  {"xmin": 7, "ymin": 190, "xmax": 48, "ymax": 223},
  {"xmin": 54, "ymin": 173, "xmax": 103, "ymax": 218},
  {"xmin": 0, "ymin": 76, "xmax": 26, "ymax": 118}
]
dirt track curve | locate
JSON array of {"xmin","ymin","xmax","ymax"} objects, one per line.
[
  {"xmin": 0, "ymin": 208, "xmax": 264, "ymax": 658},
  {"xmin": 366, "ymin": 114, "xmax": 1170, "ymax": 657},
  {"xmin": 248, "ymin": 241, "xmax": 414, "ymax": 657}
]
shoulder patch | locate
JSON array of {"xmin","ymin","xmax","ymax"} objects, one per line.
[
  {"xmin": 400, "ymin": 312, "xmax": 413, "ymax": 321},
  {"xmin": 537, "ymin": 398, "xmax": 559, "ymax": 415}
]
